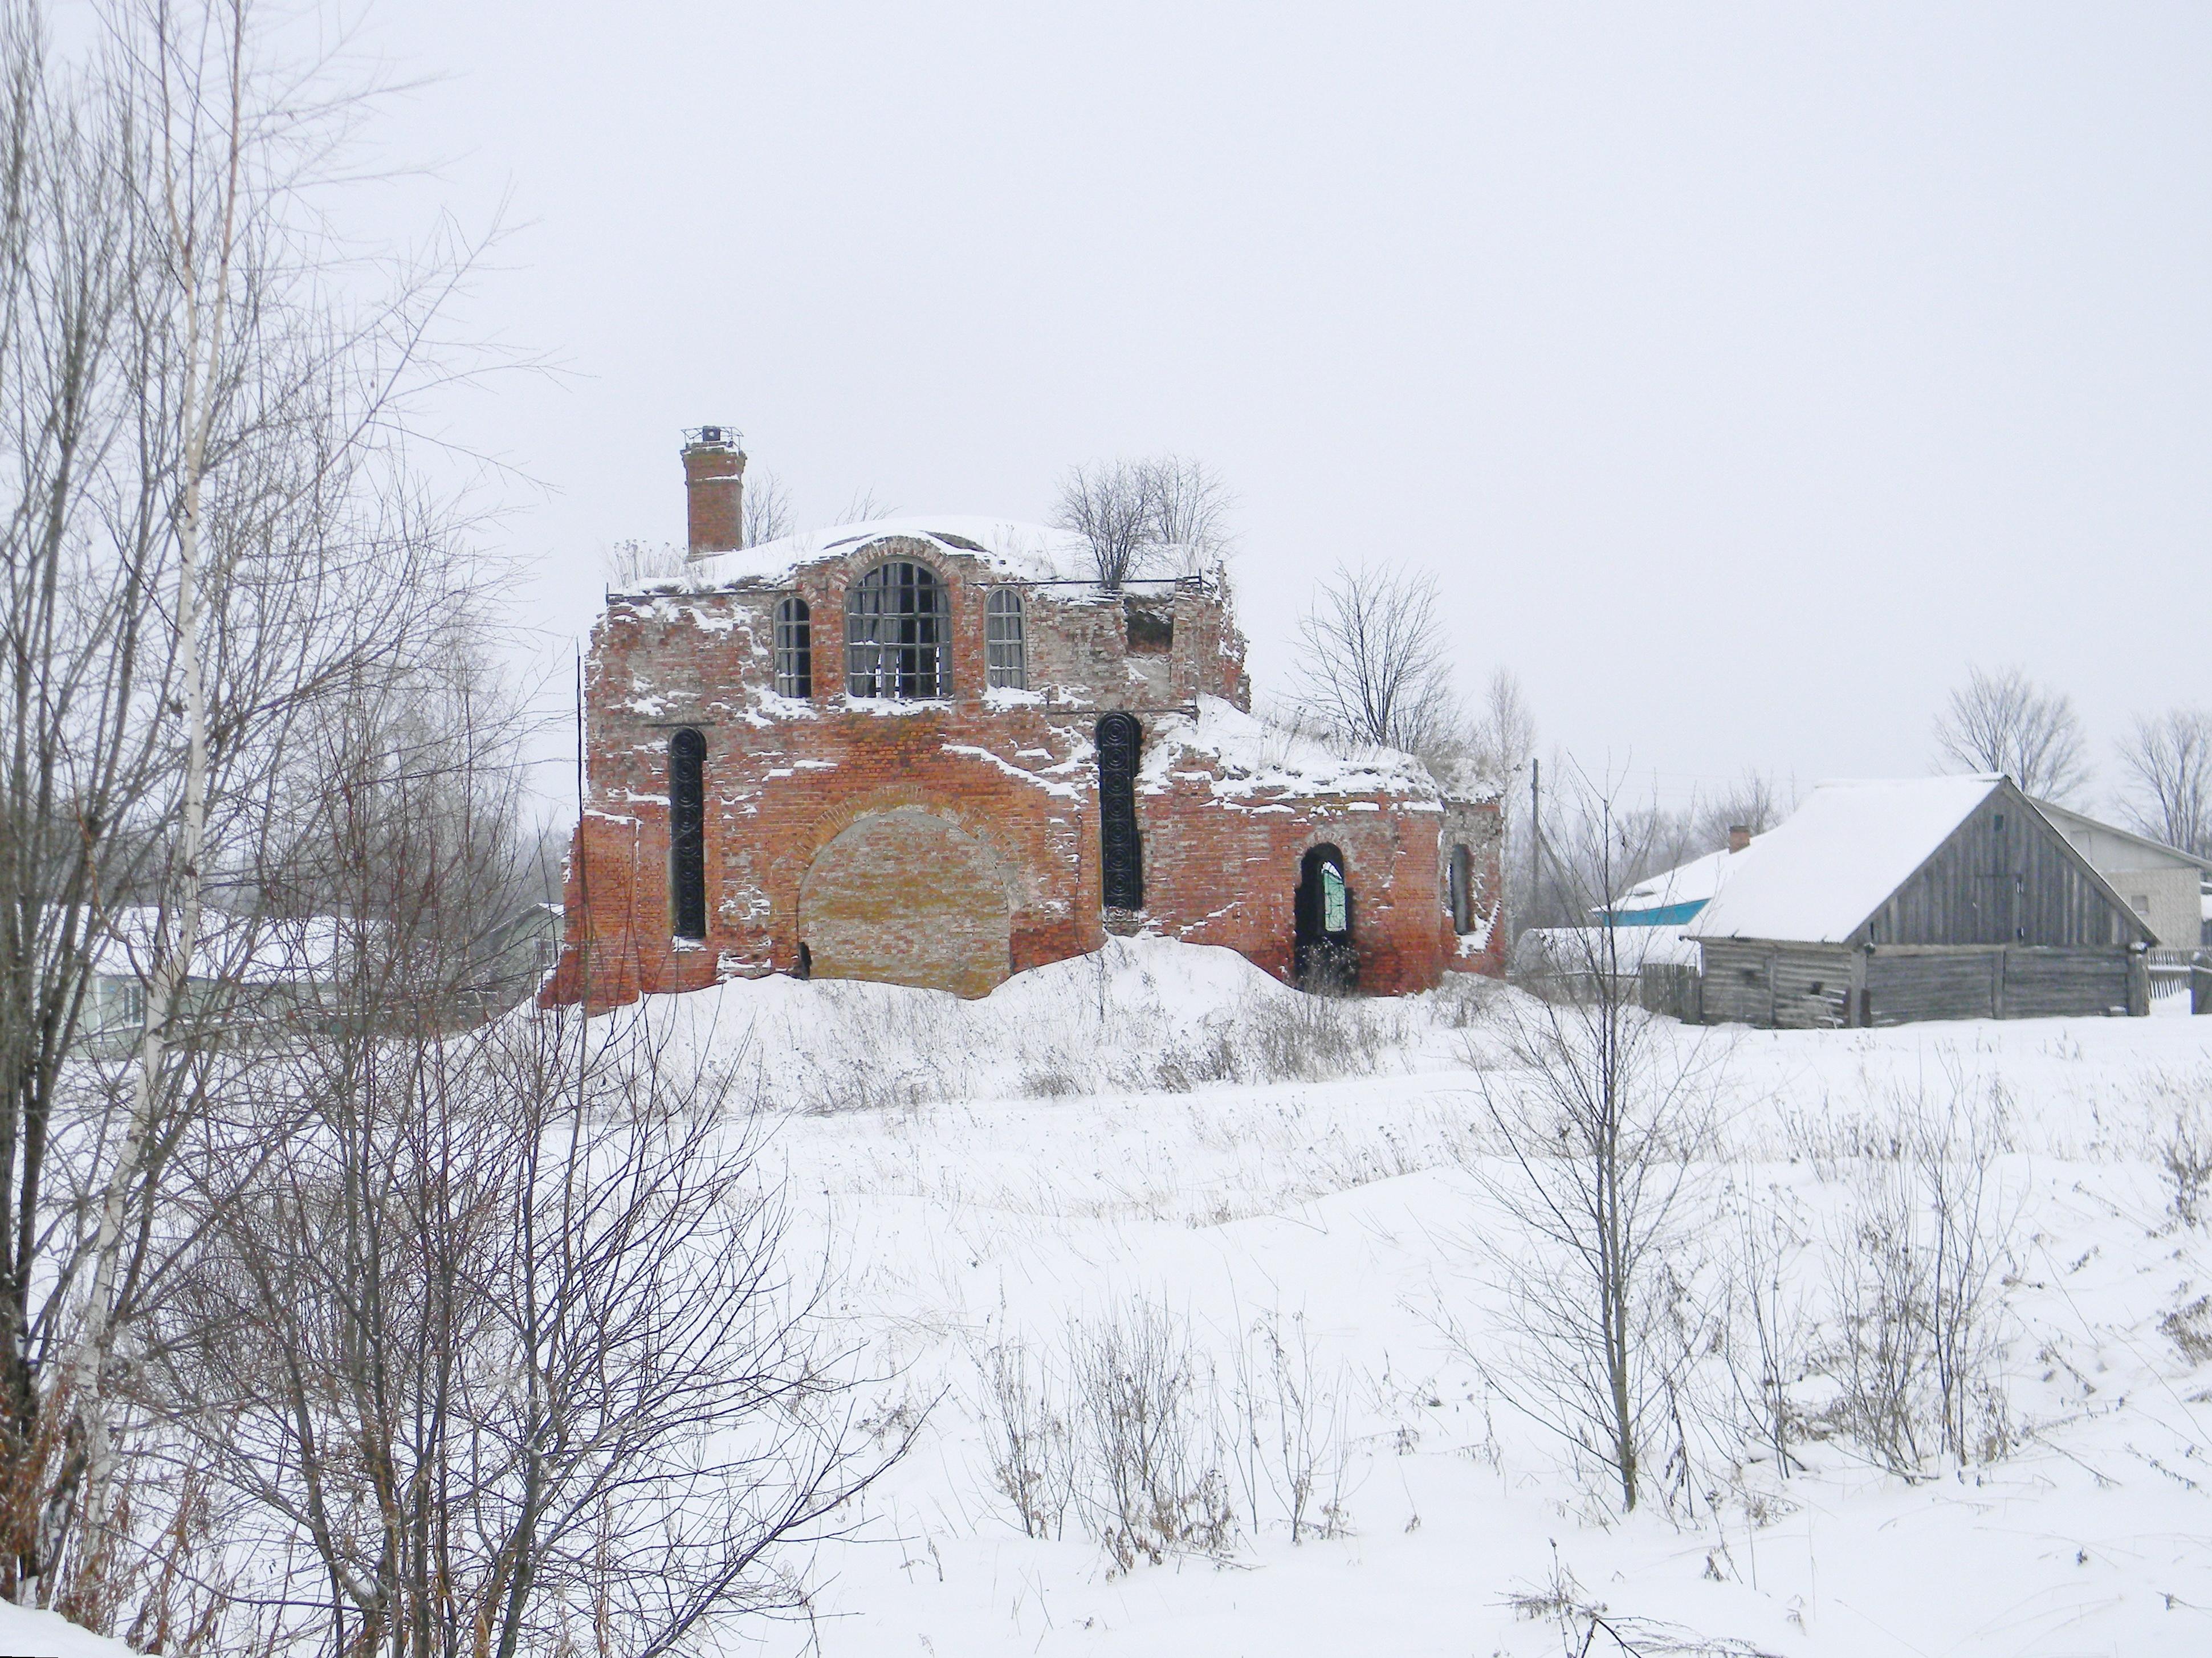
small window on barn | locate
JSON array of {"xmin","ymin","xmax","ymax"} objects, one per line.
[
  {"xmin": 2130, "ymin": 894, "xmax": 2151, "ymax": 917},
  {"xmin": 773, "ymin": 597, "xmax": 812, "ymax": 698},
  {"xmin": 987, "ymin": 589, "xmax": 1026, "ymax": 689},
  {"xmin": 1993, "ymin": 813, "xmax": 2006, "ymax": 833},
  {"xmin": 845, "ymin": 560, "xmax": 951, "ymax": 699}
]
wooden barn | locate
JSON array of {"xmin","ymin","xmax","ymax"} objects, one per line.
[{"xmin": 1685, "ymin": 776, "xmax": 2156, "ymax": 1028}]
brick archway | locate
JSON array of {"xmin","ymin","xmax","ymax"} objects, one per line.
[{"xmin": 798, "ymin": 808, "xmax": 1015, "ymax": 997}]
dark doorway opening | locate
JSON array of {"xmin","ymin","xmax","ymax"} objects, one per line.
[{"xmin": 1294, "ymin": 844, "xmax": 1355, "ymax": 993}]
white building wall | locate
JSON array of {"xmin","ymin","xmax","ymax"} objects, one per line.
[{"xmin": 2051, "ymin": 818, "xmax": 2205, "ymax": 948}]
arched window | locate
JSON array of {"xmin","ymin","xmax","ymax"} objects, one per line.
[
  {"xmin": 773, "ymin": 597, "xmax": 812, "ymax": 698},
  {"xmin": 845, "ymin": 560, "xmax": 950, "ymax": 699},
  {"xmin": 986, "ymin": 589, "xmax": 1026, "ymax": 690},
  {"xmin": 669, "ymin": 727, "xmax": 707, "ymax": 940},
  {"xmin": 1448, "ymin": 843, "xmax": 1474, "ymax": 933}
]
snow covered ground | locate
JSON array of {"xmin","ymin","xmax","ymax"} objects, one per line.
[
  {"xmin": 610, "ymin": 941, "xmax": 2212, "ymax": 1658},
  {"xmin": 0, "ymin": 1600, "xmax": 145, "ymax": 1657}
]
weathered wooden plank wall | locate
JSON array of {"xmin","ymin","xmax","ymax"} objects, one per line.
[{"xmin": 1867, "ymin": 788, "xmax": 2135, "ymax": 949}]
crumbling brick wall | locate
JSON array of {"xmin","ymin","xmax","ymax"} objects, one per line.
[{"xmin": 543, "ymin": 535, "xmax": 1497, "ymax": 1009}]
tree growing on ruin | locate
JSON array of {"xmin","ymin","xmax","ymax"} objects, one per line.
[{"xmin": 1292, "ymin": 561, "xmax": 1461, "ymax": 763}]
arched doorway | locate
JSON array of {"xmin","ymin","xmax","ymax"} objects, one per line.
[
  {"xmin": 799, "ymin": 808, "xmax": 1013, "ymax": 998},
  {"xmin": 1294, "ymin": 844, "xmax": 1356, "ymax": 993}
]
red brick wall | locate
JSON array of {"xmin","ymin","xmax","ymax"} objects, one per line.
[{"xmin": 542, "ymin": 535, "xmax": 1500, "ymax": 1011}]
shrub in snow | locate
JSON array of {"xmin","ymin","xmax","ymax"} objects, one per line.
[
  {"xmin": 1816, "ymin": 1082, "xmax": 2020, "ymax": 1472},
  {"xmin": 1068, "ymin": 1301, "xmax": 1237, "ymax": 1570},
  {"xmin": 2156, "ymin": 1083, "xmax": 2212, "ymax": 1229},
  {"xmin": 973, "ymin": 1300, "xmax": 1358, "ymax": 1568}
]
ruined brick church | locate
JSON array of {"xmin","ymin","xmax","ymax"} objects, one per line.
[{"xmin": 545, "ymin": 430, "xmax": 1504, "ymax": 1009}]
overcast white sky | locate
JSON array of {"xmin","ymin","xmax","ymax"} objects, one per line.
[{"xmin": 267, "ymin": 2, "xmax": 2212, "ymax": 814}]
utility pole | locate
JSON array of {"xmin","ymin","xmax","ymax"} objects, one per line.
[{"xmin": 1530, "ymin": 755, "xmax": 1543, "ymax": 882}]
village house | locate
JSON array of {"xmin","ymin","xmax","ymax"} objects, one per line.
[
  {"xmin": 1683, "ymin": 775, "xmax": 2157, "ymax": 1027},
  {"xmin": 544, "ymin": 430, "xmax": 1505, "ymax": 1008},
  {"xmin": 2028, "ymin": 799, "xmax": 2212, "ymax": 951}
]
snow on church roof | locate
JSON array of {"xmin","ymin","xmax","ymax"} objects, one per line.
[
  {"xmin": 641, "ymin": 518, "xmax": 1113, "ymax": 591},
  {"xmin": 1145, "ymin": 697, "xmax": 1441, "ymax": 802},
  {"xmin": 1687, "ymin": 775, "xmax": 2006, "ymax": 944}
]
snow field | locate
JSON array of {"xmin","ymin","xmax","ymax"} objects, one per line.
[{"xmin": 604, "ymin": 940, "xmax": 2212, "ymax": 1657}]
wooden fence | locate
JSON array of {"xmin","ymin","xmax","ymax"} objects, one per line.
[{"xmin": 2147, "ymin": 948, "xmax": 2212, "ymax": 1014}]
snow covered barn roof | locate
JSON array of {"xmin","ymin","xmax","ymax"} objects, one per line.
[
  {"xmin": 638, "ymin": 518, "xmax": 1125, "ymax": 592},
  {"xmin": 1687, "ymin": 775, "xmax": 2012, "ymax": 943},
  {"xmin": 1598, "ymin": 844, "xmax": 1746, "ymax": 924}
]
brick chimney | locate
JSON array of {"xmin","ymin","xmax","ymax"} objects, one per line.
[
  {"xmin": 1728, "ymin": 824, "xmax": 1752, "ymax": 854},
  {"xmin": 682, "ymin": 426, "xmax": 746, "ymax": 559}
]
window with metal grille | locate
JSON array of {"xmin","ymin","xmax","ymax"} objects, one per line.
[
  {"xmin": 986, "ymin": 589, "xmax": 1026, "ymax": 689},
  {"xmin": 773, "ymin": 597, "xmax": 812, "ymax": 698},
  {"xmin": 669, "ymin": 727, "xmax": 707, "ymax": 939},
  {"xmin": 845, "ymin": 560, "xmax": 950, "ymax": 699},
  {"xmin": 1097, "ymin": 712, "xmax": 1143, "ymax": 909}
]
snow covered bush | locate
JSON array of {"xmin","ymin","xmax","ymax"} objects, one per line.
[
  {"xmin": 1816, "ymin": 1083, "xmax": 2020, "ymax": 1472},
  {"xmin": 977, "ymin": 1341, "xmax": 1077, "ymax": 1541},
  {"xmin": 1068, "ymin": 1302, "xmax": 1236, "ymax": 1571},
  {"xmin": 1227, "ymin": 1309, "xmax": 1354, "ymax": 1545},
  {"xmin": 973, "ymin": 1300, "xmax": 1360, "ymax": 1568},
  {"xmin": 2156, "ymin": 1086, "xmax": 2212, "ymax": 1229}
]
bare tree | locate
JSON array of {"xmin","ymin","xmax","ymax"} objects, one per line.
[
  {"xmin": 1932, "ymin": 665, "xmax": 2089, "ymax": 802},
  {"xmin": 157, "ymin": 1016, "xmax": 894, "ymax": 1658},
  {"xmin": 604, "ymin": 539, "xmax": 689, "ymax": 586},
  {"xmin": 1691, "ymin": 768, "xmax": 1792, "ymax": 851},
  {"xmin": 1052, "ymin": 455, "xmax": 1237, "ymax": 588},
  {"xmin": 0, "ymin": 1, "xmax": 492, "ymax": 1607},
  {"xmin": 1053, "ymin": 460, "xmax": 1158, "ymax": 590},
  {"xmin": 124, "ymin": 650, "xmax": 898, "ymax": 1656},
  {"xmin": 1447, "ymin": 768, "xmax": 1721, "ymax": 1516},
  {"xmin": 743, "ymin": 466, "xmax": 791, "ymax": 547},
  {"xmin": 838, "ymin": 484, "xmax": 897, "ymax": 524},
  {"xmin": 2115, "ymin": 707, "xmax": 2212, "ymax": 857},
  {"xmin": 1292, "ymin": 562, "xmax": 1461, "ymax": 761},
  {"xmin": 1139, "ymin": 455, "xmax": 1235, "ymax": 575},
  {"xmin": 1468, "ymin": 669, "xmax": 1536, "ymax": 796}
]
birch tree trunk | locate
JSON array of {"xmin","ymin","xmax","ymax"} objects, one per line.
[{"xmin": 54, "ymin": 3, "xmax": 245, "ymax": 1601}]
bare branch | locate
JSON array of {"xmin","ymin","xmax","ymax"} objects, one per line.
[
  {"xmin": 2114, "ymin": 706, "xmax": 2212, "ymax": 857},
  {"xmin": 1932, "ymin": 665, "xmax": 2089, "ymax": 802}
]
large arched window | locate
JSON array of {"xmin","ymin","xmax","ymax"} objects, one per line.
[
  {"xmin": 845, "ymin": 560, "xmax": 950, "ymax": 699},
  {"xmin": 773, "ymin": 597, "xmax": 812, "ymax": 698},
  {"xmin": 986, "ymin": 589, "xmax": 1026, "ymax": 690},
  {"xmin": 669, "ymin": 727, "xmax": 707, "ymax": 940}
]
